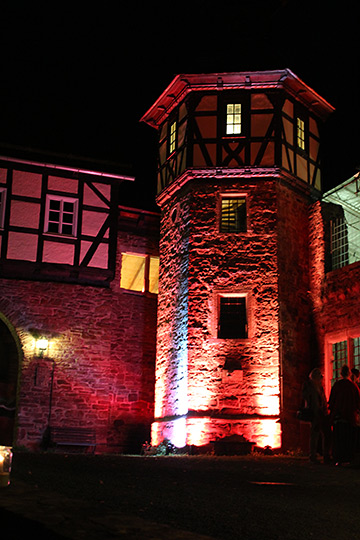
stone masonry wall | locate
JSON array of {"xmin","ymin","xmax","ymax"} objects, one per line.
[
  {"xmin": 276, "ymin": 182, "xmax": 314, "ymax": 451},
  {"xmin": 0, "ymin": 213, "xmax": 158, "ymax": 453},
  {"xmin": 309, "ymin": 201, "xmax": 360, "ymax": 394},
  {"xmin": 320, "ymin": 262, "xmax": 360, "ymax": 338},
  {"xmin": 154, "ymin": 175, "xmax": 283, "ymax": 449}
]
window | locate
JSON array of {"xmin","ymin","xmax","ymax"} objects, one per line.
[
  {"xmin": 331, "ymin": 340, "xmax": 348, "ymax": 386},
  {"xmin": 325, "ymin": 332, "xmax": 360, "ymax": 395},
  {"xmin": 354, "ymin": 338, "xmax": 360, "ymax": 372},
  {"xmin": 218, "ymin": 296, "xmax": 247, "ymax": 339},
  {"xmin": 331, "ymin": 217, "xmax": 349, "ymax": 270},
  {"xmin": 45, "ymin": 196, "xmax": 78, "ymax": 236},
  {"xmin": 0, "ymin": 188, "xmax": 6, "ymax": 228},
  {"xmin": 296, "ymin": 117, "xmax": 306, "ymax": 150},
  {"xmin": 169, "ymin": 121, "xmax": 177, "ymax": 154},
  {"xmin": 120, "ymin": 253, "xmax": 159, "ymax": 294},
  {"xmin": 220, "ymin": 197, "xmax": 247, "ymax": 233},
  {"xmin": 226, "ymin": 104, "xmax": 242, "ymax": 135}
]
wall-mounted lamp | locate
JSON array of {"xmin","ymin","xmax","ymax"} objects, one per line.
[{"xmin": 36, "ymin": 337, "xmax": 49, "ymax": 358}]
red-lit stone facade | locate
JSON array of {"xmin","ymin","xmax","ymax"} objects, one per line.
[
  {"xmin": 1, "ymin": 70, "xmax": 360, "ymax": 455},
  {"xmin": 309, "ymin": 200, "xmax": 360, "ymax": 397},
  {"xmin": 0, "ymin": 185, "xmax": 159, "ymax": 452},
  {"xmin": 151, "ymin": 171, "xmax": 318, "ymax": 450}
]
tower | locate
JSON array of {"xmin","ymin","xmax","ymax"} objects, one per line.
[{"xmin": 141, "ymin": 70, "xmax": 334, "ymax": 450}]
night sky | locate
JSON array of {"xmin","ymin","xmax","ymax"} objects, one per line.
[{"xmin": 1, "ymin": 1, "xmax": 359, "ymax": 210}]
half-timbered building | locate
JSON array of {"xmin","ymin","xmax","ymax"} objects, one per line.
[{"xmin": 0, "ymin": 155, "xmax": 159, "ymax": 452}]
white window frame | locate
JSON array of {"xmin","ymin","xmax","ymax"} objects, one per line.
[
  {"xmin": 211, "ymin": 292, "xmax": 249, "ymax": 340},
  {"xmin": 226, "ymin": 103, "xmax": 242, "ymax": 135},
  {"xmin": 331, "ymin": 216, "xmax": 349, "ymax": 269},
  {"xmin": 0, "ymin": 188, "xmax": 6, "ymax": 229},
  {"xmin": 44, "ymin": 195, "xmax": 78, "ymax": 236},
  {"xmin": 220, "ymin": 195, "xmax": 247, "ymax": 233}
]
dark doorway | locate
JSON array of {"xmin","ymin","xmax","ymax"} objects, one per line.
[{"xmin": 0, "ymin": 316, "xmax": 20, "ymax": 445}]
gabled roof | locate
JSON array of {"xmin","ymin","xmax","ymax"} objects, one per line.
[
  {"xmin": 141, "ymin": 69, "xmax": 334, "ymax": 128},
  {"xmin": 0, "ymin": 154, "xmax": 134, "ymax": 183}
]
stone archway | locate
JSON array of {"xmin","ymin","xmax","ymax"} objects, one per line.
[{"xmin": 0, "ymin": 315, "xmax": 21, "ymax": 445}]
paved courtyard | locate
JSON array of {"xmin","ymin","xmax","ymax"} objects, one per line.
[{"xmin": 1, "ymin": 452, "xmax": 360, "ymax": 539}]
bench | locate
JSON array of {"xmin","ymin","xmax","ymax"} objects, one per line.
[{"xmin": 49, "ymin": 427, "xmax": 96, "ymax": 453}]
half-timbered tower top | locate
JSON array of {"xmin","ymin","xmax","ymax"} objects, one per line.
[
  {"xmin": 141, "ymin": 69, "xmax": 334, "ymax": 128},
  {"xmin": 141, "ymin": 69, "xmax": 335, "ymax": 198}
]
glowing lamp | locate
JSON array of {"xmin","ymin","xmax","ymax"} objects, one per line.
[
  {"xmin": 36, "ymin": 337, "xmax": 49, "ymax": 357},
  {"xmin": 0, "ymin": 447, "xmax": 13, "ymax": 487}
]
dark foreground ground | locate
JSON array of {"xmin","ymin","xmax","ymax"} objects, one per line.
[{"xmin": 1, "ymin": 451, "xmax": 360, "ymax": 539}]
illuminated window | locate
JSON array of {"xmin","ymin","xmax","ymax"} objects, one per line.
[
  {"xmin": 220, "ymin": 197, "xmax": 247, "ymax": 233},
  {"xmin": 0, "ymin": 188, "xmax": 6, "ymax": 228},
  {"xmin": 354, "ymin": 338, "xmax": 360, "ymax": 372},
  {"xmin": 226, "ymin": 104, "xmax": 242, "ymax": 135},
  {"xmin": 331, "ymin": 217, "xmax": 349, "ymax": 270},
  {"xmin": 297, "ymin": 117, "xmax": 305, "ymax": 150},
  {"xmin": 120, "ymin": 253, "xmax": 159, "ymax": 294},
  {"xmin": 218, "ymin": 296, "xmax": 247, "ymax": 339},
  {"xmin": 45, "ymin": 195, "xmax": 78, "ymax": 236},
  {"xmin": 169, "ymin": 121, "xmax": 177, "ymax": 154},
  {"xmin": 331, "ymin": 340, "xmax": 348, "ymax": 385},
  {"xmin": 325, "ymin": 334, "xmax": 360, "ymax": 395}
]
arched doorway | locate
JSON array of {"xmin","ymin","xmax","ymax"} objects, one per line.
[{"xmin": 0, "ymin": 315, "xmax": 21, "ymax": 445}]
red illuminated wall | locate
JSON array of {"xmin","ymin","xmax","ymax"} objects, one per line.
[
  {"xmin": 309, "ymin": 201, "xmax": 360, "ymax": 397},
  {"xmin": 277, "ymin": 182, "xmax": 314, "ymax": 449},
  {"xmin": 0, "ymin": 208, "xmax": 159, "ymax": 453},
  {"xmin": 153, "ymin": 171, "xmax": 315, "ymax": 450}
]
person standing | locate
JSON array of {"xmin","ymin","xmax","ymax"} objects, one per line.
[
  {"xmin": 329, "ymin": 364, "xmax": 360, "ymax": 466},
  {"xmin": 302, "ymin": 368, "xmax": 331, "ymax": 463},
  {"xmin": 351, "ymin": 368, "xmax": 360, "ymax": 388}
]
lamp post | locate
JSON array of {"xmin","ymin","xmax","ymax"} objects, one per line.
[{"xmin": 34, "ymin": 337, "xmax": 55, "ymax": 449}]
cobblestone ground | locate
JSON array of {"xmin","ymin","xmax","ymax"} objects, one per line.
[{"xmin": 1, "ymin": 452, "xmax": 360, "ymax": 539}]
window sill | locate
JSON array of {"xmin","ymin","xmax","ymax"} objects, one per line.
[
  {"xmin": 218, "ymin": 231, "xmax": 248, "ymax": 235},
  {"xmin": 209, "ymin": 337, "xmax": 250, "ymax": 343},
  {"xmin": 296, "ymin": 148, "xmax": 308, "ymax": 158},
  {"xmin": 43, "ymin": 232, "xmax": 76, "ymax": 239},
  {"xmin": 120, "ymin": 288, "xmax": 158, "ymax": 298}
]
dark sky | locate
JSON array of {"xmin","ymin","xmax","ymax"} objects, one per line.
[{"xmin": 1, "ymin": 1, "xmax": 359, "ymax": 210}]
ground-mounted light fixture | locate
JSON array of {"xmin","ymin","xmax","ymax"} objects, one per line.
[{"xmin": 0, "ymin": 446, "xmax": 13, "ymax": 487}]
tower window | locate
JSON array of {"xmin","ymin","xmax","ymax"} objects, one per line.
[
  {"xmin": 120, "ymin": 253, "xmax": 159, "ymax": 294},
  {"xmin": 296, "ymin": 117, "xmax": 306, "ymax": 150},
  {"xmin": 226, "ymin": 104, "xmax": 242, "ymax": 135},
  {"xmin": 220, "ymin": 197, "xmax": 247, "ymax": 233},
  {"xmin": 45, "ymin": 195, "xmax": 78, "ymax": 236},
  {"xmin": 169, "ymin": 121, "xmax": 177, "ymax": 154},
  {"xmin": 218, "ymin": 296, "xmax": 248, "ymax": 339}
]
